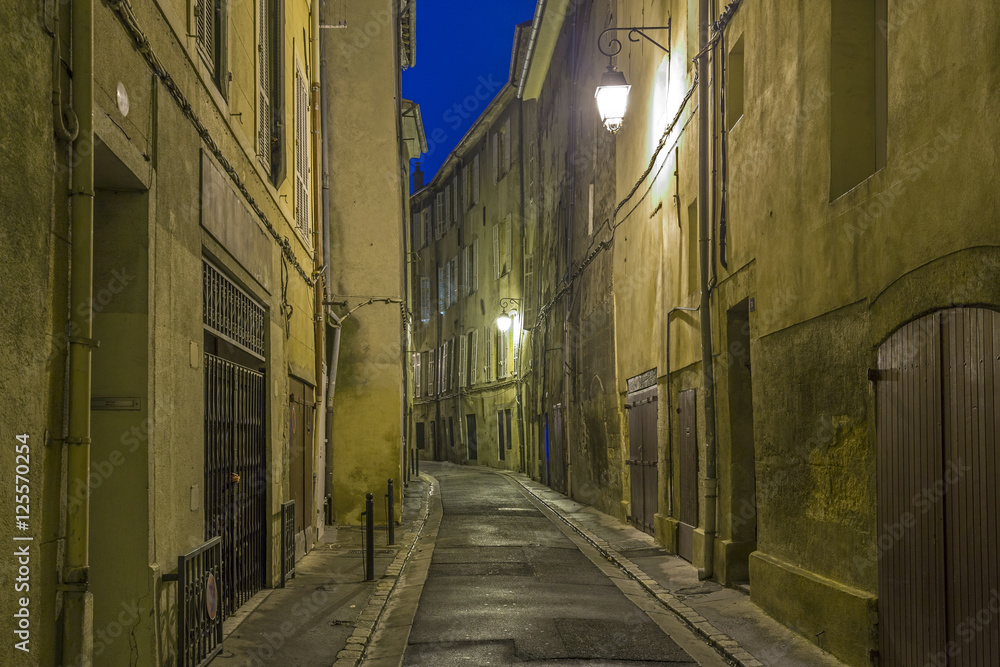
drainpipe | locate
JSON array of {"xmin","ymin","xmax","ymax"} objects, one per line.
[
  {"xmin": 696, "ymin": 0, "xmax": 719, "ymax": 581},
  {"xmin": 310, "ymin": 0, "xmax": 326, "ymax": 537},
  {"xmin": 393, "ymin": 0, "xmax": 409, "ymax": 486},
  {"xmin": 319, "ymin": 25, "xmax": 340, "ymax": 512},
  {"xmin": 515, "ymin": 98, "xmax": 527, "ymax": 474},
  {"xmin": 516, "ymin": 0, "xmax": 546, "ymax": 99},
  {"xmin": 563, "ymin": 1, "xmax": 579, "ymax": 499},
  {"xmin": 62, "ymin": 0, "xmax": 95, "ymax": 663}
]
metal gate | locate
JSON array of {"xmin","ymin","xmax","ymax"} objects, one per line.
[
  {"xmin": 678, "ymin": 389, "xmax": 698, "ymax": 562},
  {"xmin": 627, "ymin": 386, "xmax": 658, "ymax": 534},
  {"xmin": 876, "ymin": 307, "xmax": 1000, "ymax": 666},
  {"xmin": 203, "ymin": 260, "xmax": 267, "ymax": 619}
]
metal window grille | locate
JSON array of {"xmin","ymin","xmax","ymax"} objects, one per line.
[
  {"xmin": 281, "ymin": 500, "xmax": 296, "ymax": 586},
  {"xmin": 202, "ymin": 260, "xmax": 266, "ymax": 359},
  {"xmin": 165, "ymin": 536, "xmax": 223, "ymax": 667}
]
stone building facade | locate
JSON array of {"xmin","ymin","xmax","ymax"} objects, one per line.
[
  {"xmin": 0, "ymin": 0, "xmax": 416, "ymax": 664},
  {"xmin": 409, "ymin": 1, "xmax": 1000, "ymax": 665}
]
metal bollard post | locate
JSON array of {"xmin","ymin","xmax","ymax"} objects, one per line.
[
  {"xmin": 386, "ymin": 479, "xmax": 395, "ymax": 545},
  {"xmin": 364, "ymin": 492, "xmax": 374, "ymax": 581}
]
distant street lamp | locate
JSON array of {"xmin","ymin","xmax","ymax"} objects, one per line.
[{"xmin": 595, "ymin": 23, "xmax": 671, "ymax": 134}]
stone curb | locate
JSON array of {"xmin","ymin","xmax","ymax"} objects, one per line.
[
  {"xmin": 332, "ymin": 475, "xmax": 435, "ymax": 667},
  {"xmin": 504, "ymin": 472, "xmax": 764, "ymax": 667}
]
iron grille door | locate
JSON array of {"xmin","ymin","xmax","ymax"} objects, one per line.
[{"xmin": 203, "ymin": 260, "xmax": 267, "ymax": 619}]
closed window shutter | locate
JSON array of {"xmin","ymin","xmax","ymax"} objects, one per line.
[
  {"xmin": 257, "ymin": 0, "xmax": 270, "ymax": 172},
  {"xmin": 462, "ymin": 164, "xmax": 469, "ymax": 207},
  {"xmin": 493, "ymin": 224, "xmax": 500, "ymax": 279},
  {"xmin": 452, "ymin": 178, "xmax": 459, "ymax": 222},
  {"xmin": 428, "ymin": 353, "xmax": 435, "ymax": 395},
  {"xmin": 420, "ymin": 276, "xmax": 430, "ymax": 321},
  {"xmin": 473, "ymin": 153, "xmax": 480, "ymax": 203},
  {"xmin": 413, "ymin": 353, "xmax": 421, "ymax": 397},
  {"xmin": 470, "ymin": 330, "xmax": 478, "ymax": 385},
  {"xmin": 523, "ymin": 255, "xmax": 534, "ymax": 323},
  {"xmin": 512, "ymin": 327, "xmax": 518, "ymax": 375},
  {"xmin": 462, "ymin": 245, "xmax": 469, "ymax": 295},
  {"xmin": 197, "ymin": 0, "xmax": 216, "ymax": 75},
  {"xmin": 438, "ymin": 266, "xmax": 445, "ymax": 313},
  {"xmin": 503, "ymin": 117, "xmax": 512, "ymax": 174},
  {"xmin": 485, "ymin": 327, "xmax": 492, "ymax": 382},
  {"xmin": 423, "ymin": 209, "xmax": 430, "ymax": 246},
  {"xmin": 435, "ymin": 193, "xmax": 444, "ymax": 238},
  {"xmin": 492, "ymin": 132, "xmax": 499, "ymax": 183},
  {"xmin": 459, "ymin": 335, "xmax": 467, "ymax": 388},
  {"xmin": 444, "ymin": 185, "xmax": 450, "ymax": 229},
  {"xmin": 505, "ymin": 213, "xmax": 512, "ymax": 275},
  {"xmin": 294, "ymin": 66, "xmax": 310, "ymax": 239},
  {"xmin": 499, "ymin": 330, "xmax": 507, "ymax": 378},
  {"xmin": 472, "ymin": 238, "xmax": 479, "ymax": 293}
]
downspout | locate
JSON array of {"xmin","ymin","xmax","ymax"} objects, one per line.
[
  {"xmin": 516, "ymin": 0, "xmax": 547, "ymax": 99},
  {"xmin": 310, "ymin": 0, "xmax": 327, "ymax": 536},
  {"xmin": 62, "ymin": 0, "xmax": 95, "ymax": 663},
  {"xmin": 320, "ymin": 23, "xmax": 339, "ymax": 515},
  {"xmin": 665, "ymin": 306, "xmax": 699, "ymax": 518},
  {"xmin": 696, "ymin": 0, "xmax": 719, "ymax": 581},
  {"xmin": 393, "ymin": 0, "xmax": 409, "ymax": 486},
  {"xmin": 563, "ymin": 2, "xmax": 579, "ymax": 498},
  {"xmin": 515, "ymin": 97, "xmax": 527, "ymax": 474}
]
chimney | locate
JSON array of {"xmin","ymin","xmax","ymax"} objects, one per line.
[{"xmin": 412, "ymin": 161, "xmax": 424, "ymax": 191}]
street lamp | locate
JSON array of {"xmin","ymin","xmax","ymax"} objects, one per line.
[
  {"xmin": 495, "ymin": 297, "xmax": 521, "ymax": 333},
  {"xmin": 595, "ymin": 23, "xmax": 671, "ymax": 134}
]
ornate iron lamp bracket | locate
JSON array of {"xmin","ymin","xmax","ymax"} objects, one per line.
[
  {"xmin": 598, "ymin": 22, "xmax": 671, "ymax": 59},
  {"xmin": 499, "ymin": 297, "xmax": 522, "ymax": 313}
]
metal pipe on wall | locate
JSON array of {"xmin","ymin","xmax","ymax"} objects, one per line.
[
  {"xmin": 696, "ymin": 0, "xmax": 719, "ymax": 582},
  {"xmin": 310, "ymin": 0, "xmax": 327, "ymax": 540},
  {"xmin": 62, "ymin": 0, "xmax": 95, "ymax": 662}
]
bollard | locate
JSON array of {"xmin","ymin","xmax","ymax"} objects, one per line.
[
  {"xmin": 386, "ymin": 479, "xmax": 395, "ymax": 545},
  {"xmin": 364, "ymin": 492, "xmax": 374, "ymax": 581}
]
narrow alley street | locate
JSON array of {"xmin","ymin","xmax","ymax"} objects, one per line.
[{"xmin": 400, "ymin": 465, "xmax": 727, "ymax": 666}]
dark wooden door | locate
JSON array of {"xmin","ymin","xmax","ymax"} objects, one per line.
[
  {"xmin": 877, "ymin": 308, "xmax": 1000, "ymax": 666},
  {"xmin": 678, "ymin": 389, "xmax": 698, "ymax": 562},
  {"xmin": 466, "ymin": 414, "xmax": 478, "ymax": 460},
  {"xmin": 288, "ymin": 378, "xmax": 314, "ymax": 536},
  {"xmin": 627, "ymin": 386, "xmax": 658, "ymax": 535}
]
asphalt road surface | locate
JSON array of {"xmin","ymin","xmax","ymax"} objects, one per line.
[{"xmin": 402, "ymin": 464, "xmax": 730, "ymax": 666}]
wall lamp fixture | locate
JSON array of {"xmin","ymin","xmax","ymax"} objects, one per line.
[
  {"xmin": 595, "ymin": 22, "xmax": 671, "ymax": 133},
  {"xmin": 496, "ymin": 297, "xmax": 522, "ymax": 333}
]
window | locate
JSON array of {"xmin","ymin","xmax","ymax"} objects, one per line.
[
  {"xmin": 830, "ymin": 0, "xmax": 887, "ymax": 199},
  {"xmin": 466, "ymin": 238, "xmax": 479, "ymax": 294},
  {"xmin": 492, "ymin": 116, "xmax": 511, "ymax": 183},
  {"xmin": 257, "ymin": 0, "xmax": 271, "ymax": 173},
  {"xmin": 196, "ymin": 0, "xmax": 225, "ymax": 90},
  {"xmin": 420, "ymin": 276, "xmax": 430, "ymax": 322},
  {"xmin": 412, "ymin": 353, "xmax": 421, "ymax": 397},
  {"xmin": 426, "ymin": 350, "xmax": 435, "ymax": 396},
  {"xmin": 435, "ymin": 192, "xmax": 445, "ymax": 238},
  {"xmin": 497, "ymin": 329, "xmax": 509, "ymax": 378},
  {"xmin": 451, "ymin": 177, "xmax": 459, "ymax": 223},
  {"xmin": 422, "ymin": 208, "xmax": 431, "ymax": 247},
  {"xmin": 444, "ymin": 184, "xmax": 451, "ymax": 231},
  {"xmin": 459, "ymin": 334, "xmax": 467, "ymax": 388},
  {"xmin": 493, "ymin": 214, "xmax": 512, "ymax": 278},
  {"xmin": 294, "ymin": 63, "xmax": 310, "ymax": 239},
  {"xmin": 465, "ymin": 152, "xmax": 481, "ymax": 207},
  {"xmin": 504, "ymin": 409, "xmax": 512, "ymax": 451},
  {"xmin": 725, "ymin": 34, "xmax": 745, "ymax": 131}
]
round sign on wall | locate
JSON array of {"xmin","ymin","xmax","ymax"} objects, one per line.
[{"xmin": 205, "ymin": 573, "xmax": 218, "ymax": 620}]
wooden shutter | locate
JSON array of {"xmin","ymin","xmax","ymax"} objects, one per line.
[
  {"xmin": 470, "ymin": 330, "xmax": 478, "ymax": 385},
  {"xmin": 459, "ymin": 335, "xmax": 467, "ymax": 388},
  {"xmin": 473, "ymin": 153, "xmax": 481, "ymax": 203},
  {"xmin": 504, "ymin": 213, "xmax": 512, "ymax": 275},
  {"xmin": 257, "ymin": 0, "xmax": 270, "ymax": 172},
  {"xmin": 472, "ymin": 238, "xmax": 479, "ymax": 293},
  {"xmin": 438, "ymin": 267, "xmax": 445, "ymax": 313},
  {"xmin": 492, "ymin": 132, "xmax": 499, "ymax": 183},
  {"xmin": 294, "ymin": 65, "xmax": 310, "ymax": 239},
  {"xmin": 503, "ymin": 117, "xmax": 512, "ymax": 174},
  {"xmin": 413, "ymin": 353, "xmax": 421, "ymax": 397},
  {"xmin": 493, "ymin": 225, "xmax": 500, "ymax": 279},
  {"xmin": 420, "ymin": 276, "xmax": 430, "ymax": 321},
  {"xmin": 452, "ymin": 178, "xmax": 459, "ymax": 222},
  {"xmin": 435, "ymin": 193, "xmax": 444, "ymax": 238},
  {"xmin": 197, "ymin": 0, "xmax": 216, "ymax": 75}
]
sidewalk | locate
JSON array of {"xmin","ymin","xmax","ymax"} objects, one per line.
[
  {"xmin": 499, "ymin": 468, "xmax": 849, "ymax": 667},
  {"xmin": 208, "ymin": 474, "xmax": 433, "ymax": 667}
]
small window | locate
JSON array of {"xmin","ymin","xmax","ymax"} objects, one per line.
[
  {"xmin": 294, "ymin": 63, "xmax": 310, "ymax": 240},
  {"xmin": 725, "ymin": 34, "xmax": 745, "ymax": 131},
  {"xmin": 420, "ymin": 276, "xmax": 430, "ymax": 322},
  {"xmin": 197, "ymin": 0, "xmax": 226, "ymax": 92}
]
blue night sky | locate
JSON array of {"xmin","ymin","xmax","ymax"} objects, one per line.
[{"xmin": 403, "ymin": 1, "xmax": 538, "ymax": 188}]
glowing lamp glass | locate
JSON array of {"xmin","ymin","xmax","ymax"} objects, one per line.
[
  {"xmin": 496, "ymin": 314, "xmax": 512, "ymax": 333},
  {"xmin": 595, "ymin": 67, "xmax": 631, "ymax": 134}
]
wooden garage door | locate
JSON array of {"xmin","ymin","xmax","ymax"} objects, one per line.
[{"xmin": 876, "ymin": 308, "xmax": 1000, "ymax": 666}]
